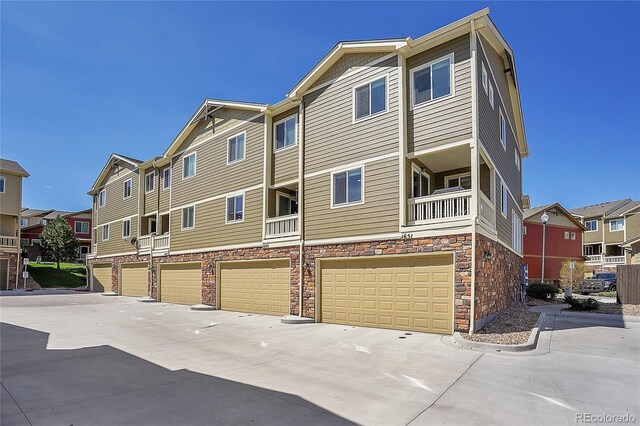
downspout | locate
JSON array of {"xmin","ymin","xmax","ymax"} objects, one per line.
[
  {"xmin": 298, "ymin": 101, "xmax": 305, "ymax": 318},
  {"xmin": 469, "ymin": 19, "xmax": 478, "ymax": 334},
  {"xmin": 153, "ymin": 163, "xmax": 160, "ymax": 299}
]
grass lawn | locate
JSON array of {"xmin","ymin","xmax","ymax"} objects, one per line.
[{"xmin": 27, "ymin": 262, "xmax": 87, "ymax": 288}]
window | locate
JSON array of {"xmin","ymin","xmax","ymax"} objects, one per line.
[
  {"xmin": 523, "ymin": 226, "xmax": 527, "ymax": 235},
  {"xmin": 412, "ymin": 165, "xmax": 430, "ymax": 198},
  {"xmin": 332, "ymin": 167, "xmax": 363, "ymax": 207},
  {"xmin": 276, "ymin": 192, "xmax": 298, "ymax": 216},
  {"xmin": 31, "ymin": 239, "xmax": 41, "ymax": 246},
  {"xmin": 501, "ymin": 184, "xmax": 508, "ymax": 217},
  {"xmin": 80, "ymin": 246, "xmax": 89, "ymax": 254},
  {"xmin": 163, "ymin": 168, "xmax": 171, "ymax": 189},
  {"xmin": 20, "ymin": 238, "xmax": 29, "ymax": 248},
  {"xmin": 20, "ymin": 218, "xmax": 29, "ymax": 226},
  {"xmin": 512, "ymin": 213, "xmax": 523, "ymax": 254},
  {"xmin": 500, "ymin": 110, "xmax": 507, "ymax": 149},
  {"xmin": 145, "ymin": 171, "xmax": 155, "ymax": 193},
  {"xmin": 75, "ymin": 221, "xmax": 89, "ymax": 234},
  {"xmin": 226, "ymin": 195, "xmax": 244, "ymax": 223},
  {"xmin": 181, "ymin": 206, "xmax": 195, "ymax": 230},
  {"xmin": 123, "ymin": 179, "xmax": 132, "ymax": 199},
  {"xmin": 481, "ymin": 63, "xmax": 488, "ymax": 93},
  {"xmin": 122, "ymin": 219, "xmax": 131, "ymax": 238},
  {"xmin": 585, "ymin": 220, "xmax": 598, "ymax": 232},
  {"xmin": 411, "ymin": 55, "xmax": 453, "ymax": 107},
  {"xmin": 488, "ymin": 82, "xmax": 494, "ymax": 109},
  {"xmin": 564, "ymin": 231, "xmax": 570, "ymax": 240},
  {"xmin": 227, "ymin": 132, "xmax": 245, "ymax": 163},
  {"xmin": 610, "ymin": 219, "xmax": 624, "ymax": 231},
  {"xmin": 445, "ymin": 173, "xmax": 471, "ymax": 190},
  {"xmin": 571, "ymin": 232, "xmax": 576, "ymax": 240},
  {"xmin": 354, "ymin": 76, "xmax": 387, "ymax": 120},
  {"xmin": 102, "ymin": 224, "xmax": 109, "ymax": 241},
  {"xmin": 39, "ymin": 219, "xmax": 47, "ymax": 225},
  {"xmin": 274, "ymin": 116, "xmax": 297, "ymax": 150},
  {"xmin": 98, "ymin": 189, "xmax": 106, "ymax": 207},
  {"xmin": 584, "ymin": 246, "xmax": 593, "ymax": 256},
  {"xmin": 0, "ymin": 176, "xmax": 4, "ymax": 193},
  {"xmin": 183, "ymin": 153, "xmax": 196, "ymax": 179},
  {"xmin": 515, "ymin": 150, "xmax": 520, "ymax": 171}
]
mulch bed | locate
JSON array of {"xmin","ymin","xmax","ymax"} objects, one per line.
[{"xmin": 461, "ymin": 303, "xmax": 541, "ymax": 345}]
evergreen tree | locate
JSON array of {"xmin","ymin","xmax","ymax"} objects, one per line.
[{"xmin": 40, "ymin": 217, "xmax": 80, "ymax": 269}]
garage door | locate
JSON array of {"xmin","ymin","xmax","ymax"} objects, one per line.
[
  {"xmin": 220, "ymin": 260, "xmax": 289, "ymax": 316},
  {"xmin": 92, "ymin": 264, "xmax": 111, "ymax": 292},
  {"xmin": 159, "ymin": 263, "xmax": 201, "ymax": 305},
  {"xmin": 320, "ymin": 255, "xmax": 453, "ymax": 334},
  {"xmin": 120, "ymin": 263, "xmax": 148, "ymax": 297}
]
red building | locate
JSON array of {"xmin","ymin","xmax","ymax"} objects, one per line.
[
  {"xmin": 523, "ymin": 203, "xmax": 585, "ymax": 282},
  {"xmin": 20, "ymin": 209, "xmax": 92, "ymax": 260}
]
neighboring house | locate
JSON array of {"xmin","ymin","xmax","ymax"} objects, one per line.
[
  {"xmin": 570, "ymin": 199, "xmax": 640, "ymax": 272},
  {"xmin": 523, "ymin": 203, "xmax": 585, "ymax": 282},
  {"xmin": 20, "ymin": 209, "xmax": 93, "ymax": 260},
  {"xmin": 621, "ymin": 236, "xmax": 640, "ymax": 265},
  {"xmin": 0, "ymin": 158, "xmax": 30, "ymax": 290},
  {"xmin": 87, "ymin": 9, "xmax": 529, "ymax": 334}
]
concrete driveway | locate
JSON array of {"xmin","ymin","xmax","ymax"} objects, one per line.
[{"xmin": 1, "ymin": 293, "xmax": 639, "ymax": 425}]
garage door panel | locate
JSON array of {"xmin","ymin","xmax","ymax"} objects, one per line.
[
  {"xmin": 121, "ymin": 264, "xmax": 148, "ymax": 297},
  {"xmin": 321, "ymin": 255, "xmax": 453, "ymax": 334},
  {"xmin": 220, "ymin": 260, "xmax": 289, "ymax": 316},
  {"xmin": 92, "ymin": 264, "xmax": 111, "ymax": 292},
  {"xmin": 160, "ymin": 263, "xmax": 201, "ymax": 305}
]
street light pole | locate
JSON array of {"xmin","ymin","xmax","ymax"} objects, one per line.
[{"xmin": 541, "ymin": 212, "xmax": 549, "ymax": 283}]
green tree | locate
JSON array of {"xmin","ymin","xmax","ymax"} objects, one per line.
[{"xmin": 40, "ymin": 217, "xmax": 79, "ymax": 269}]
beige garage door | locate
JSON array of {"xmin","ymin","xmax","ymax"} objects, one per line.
[
  {"xmin": 92, "ymin": 264, "xmax": 111, "ymax": 292},
  {"xmin": 159, "ymin": 263, "xmax": 202, "ymax": 305},
  {"xmin": 220, "ymin": 260, "xmax": 289, "ymax": 316},
  {"xmin": 120, "ymin": 263, "xmax": 148, "ymax": 297},
  {"xmin": 321, "ymin": 255, "xmax": 453, "ymax": 334}
]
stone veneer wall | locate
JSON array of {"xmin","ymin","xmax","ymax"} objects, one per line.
[
  {"xmin": 475, "ymin": 233, "xmax": 522, "ymax": 326},
  {"xmin": 2, "ymin": 253, "xmax": 19, "ymax": 290}
]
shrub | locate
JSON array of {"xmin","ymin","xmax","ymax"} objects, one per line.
[
  {"xmin": 526, "ymin": 283, "xmax": 558, "ymax": 300},
  {"xmin": 564, "ymin": 296, "xmax": 600, "ymax": 311}
]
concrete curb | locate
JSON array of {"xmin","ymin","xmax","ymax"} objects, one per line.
[
  {"xmin": 558, "ymin": 311, "xmax": 640, "ymax": 323},
  {"xmin": 101, "ymin": 292, "xmax": 119, "ymax": 297},
  {"xmin": 453, "ymin": 312, "xmax": 546, "ymax": 352},
  {"xmin": 137, "ymin": 297, "xmax": 157, "ymax": 303},
  {"xmin": 281, "ymin": 315, "xmax": 315, "ymax": 325},
  {"xmin": 190, "ymin": 304, "xmax": 216, "ymax": 311}
]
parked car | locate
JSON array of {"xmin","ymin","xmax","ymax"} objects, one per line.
[{"xmin": 580, "ymin": 273, "xmax": 617, "ymax": 295}]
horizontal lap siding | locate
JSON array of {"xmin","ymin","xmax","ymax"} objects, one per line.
[
  {"xmin": 143, "ymin": 167, "xmax": 158, "ymax": 215},
  {"xmin": 407, "ymin": 36, "xmax": 472, "ymax": 153},
  {"xmin": 272, "ymin": 107, "xmax": 300, "ymax": 184},
  {"xmin": 169, "ymin": 188, "xmax": 262, "ymax": 251},
  {"xmin": 98, "ymin": 216, "xmax": 138, "ymax": 256},
  {"xmin": 0, "ymin": 174, "xmax": 21, "ymax": 215},
  {"xmin": 313, "ymin": 52, "xmax": 388, "ymax": 88},
  {"xmin": 477, "ymin": 36, "xmax": 522, "ymax": 199},
  {"xmin": 583, "ymin": 218, "xmax": 603, "ymax": 244},
  {"xmin": 495, "ymin": 175, "xmax": 519, "ymax": 249},
  {"xmin": 304, "ymin": 158, "xmax": 399, "ymax": 240},
  {"xmin": 97, "ymin": 164, "xmax": 139, "ymax": 224},
  {"xmin": 303, "ymin": 55, "xmax": 399, "ymax": 175},
  {"xmin": 604, "ymin": 219, "xmax": 625, "ymax": 244},
  {"xmin": 177, "ymin": 109, "xmax": 262, "ymax": 153},
  {"xmin": 171, "ymin": 115, "xmax": 265, "ymax": 208}
]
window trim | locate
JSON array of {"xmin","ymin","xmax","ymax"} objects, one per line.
[
  {"xmin": 515, "ymin": 150, "xmax": 520, "ymax": 171},
  {"xmin": 276, "ymin": 191, "xmax": 298, "ymax": 217},
  {"xmin": 226, "ymin": 131, "xmax": 247, "ymax": 165},
  {"xmin": 444, "ymin": 172, "xmax": 471, "ymax": 189},
  {"xmin": 585, "ymin": 220, "xmax": 598, "ymax": 232},
  {"xmin": 352, "ymin": 74, "xmax": 389, "ymax": 123},
  {"xmin": 273, "ymin": 114, "xmax": 298, "ymax": 153},
  {"xmin": 330, "ymin": 165, "xmax": 365, "ymax": 209},
  {"xmin": 481, "ymin": 63, "xmax": 488, "ymax": 93},
  {"xmin": 182, "ymin": 152, "xmax": 197, "ymax": 180},
  {"xmin": 98, "ymin": 189, "xmax": 106, "ymax": 208},
  {"xmin": 75, "ymin": 221, "xmax": 90, "ymax": 234},
  {"xmin": 0, "ymin": 176, "xmax": 4, "ymax": 193},
  {"xmin": 102, "ymin": 224, "xmax": 109, "ymax": 241},
  {"xmin": 564, "ymin": 231, "xmax": 570, "ymax": 240},
  {"xmin": 162, "ymin": 167, "xmax": 171, "ymax": 190},
  {"xmin": 609, "ymin": 219, "xmax": 624, "ymax": 232},
  {"xmin": 411, "ymin": 163, "xmax": 430, "ymax": 198},
  {"xmin": 488, "ymin": 82, "xmax": 494, "ymax": 109},
  {"xmin": 123, "ymin": 178, "xmax": 132, "ymax": 199},
  {"xmin": 500, "ymin": 109, "xmax": 507, "ymax": 150},
  {"xmin": 501, "ymin": 184, "xmax": 508, "ymax": 217},
  {"xmin": 409, "ymin": 53, "xmax": 455, "ymax": 110},
  {"xmin": 523, "ymin": 226, "xmax": 527, "ymax": 235},
  {"xmin": 180, "ymin": 205, "xmax": 196, "ymax": 231},
  {"xmin": 144, "ymin": 171, "xmax": 155, "ymax": 194},
  {"xmin": 571, "ymin": 232, "xmax": 576, "ymax": 240},
  {"xmin": 225, "ymin": 193, "xmax": 245, "ymax": 224},
  {"xmin": 20, "ymin": 218, "xmax": 29, "ymax": 227},
  {"xmin": 122, "ymin": 218, "xmax": 131, "ymax": 239}
]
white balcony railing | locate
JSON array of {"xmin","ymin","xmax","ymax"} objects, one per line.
[
  {"xmin": 265, "ymin": 214, "xmax": 299, "ymax": 238},
  {"xmin": 478, "ymin": 191, "xmax": 496, "ymax": 229},
  {"xmin": 585, "ymin": 254, "xmax": 602, "ymax": 264},
  {"xmin": 0, "ymin": 235, "xmax": 18, "ymax": 248},
  {"xmin": 408, "ymin": 190, "xmax": 472, "ymax": 225},
  {"xmin": 138, "ymin": 235, "xmax": 152, "ymax": 251},
  {"xmin": 154, "ymin": 234, "xmax": 170, "ymax": 250},
  {"xmin": 604, "ymin": 255, "xmax": 625, "ymax": 265}
]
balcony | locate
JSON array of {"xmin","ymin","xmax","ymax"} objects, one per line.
[
  {"xmin": 604, "ymin": 256, "xmax": 625, "ymax": 265},
  {"xmin": 585, "ymin": 254, "xmax": 602, "ymax": 265},
  {"xmin": 0, "ymin": 236, "xmax": 18, "ymax": 250},
  {"xmin": 265, "ymin": 214, "xmax": 299, "ymax": 239},
  {"xmin": 408, "ymin": 190, "xmax": 472, "ymax": 226},
  {"xmin": 137, "ymin": 234, "xmax": 170, "ymax": 254},
  {"xmin": 478, "ymin": 191, "xmax": 496, "ymax": 229}
]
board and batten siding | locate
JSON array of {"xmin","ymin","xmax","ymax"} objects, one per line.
[
  {"xmin": 303, "ymin": 55, "xmax": 400, "ymax": 175},
  {"xmin": 96, "ymin": 164, "xmax": 139, "ymax": 225},
  {"xmin": 304, "ymin": 157, "xmax": 399, "ymax": 240},
  {"xmin": 170, "ymin": 113, "xmax": 265, "ymax": 209},
  {"xmin": 406, "ymin": 35, "xmax": 472, "ymax": 153},
  {"xmin": 169, "ymin": 187, "xmax": 262, "ymax": 251},
  {"xmin": 97, "ymin": 216, "xmax": 138, "ymax": 256},
  {"xmin": 271, "ymin": 107, "xmax": 299, "ymax": 185},
  {"xmin": 477, "ymin": 36, "xmax": 522, "ymax": 200}
]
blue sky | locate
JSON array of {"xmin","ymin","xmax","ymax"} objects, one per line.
[{"xmin": 2, "ymin": 1, "xmax": 639, "ymax": 212}]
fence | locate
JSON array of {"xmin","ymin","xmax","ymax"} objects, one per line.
[{"xmin": 617, "ymin": 265, "xmax": 640, "ymax": 305}]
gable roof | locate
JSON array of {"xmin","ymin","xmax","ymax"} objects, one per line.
[
  {"xmin": 21, "ymin": 208, "xmax": 54, "ymax": 218},
  {"xmin": 524, "ymin": 202, "xmax": 586, "ymax": 230},
  {"xmin": 569, "ymin": 199, "xmax": 632, "ymax": 218},
  {"xmin": 622, "ymin": 235, "xmax": 640, "ymax": 248},
  {"xmin": 0, "ymin": 158, "xmax": 29, "ymax": 177},
  {"xmin": 605, "ymin": 200, "xmax": 640, "ymax": 218},
  {"xmin": 89, "ymin": 153, "xmax": 142, "ymax": 195},
  {"xmin": 44, "ymin": 210, "xmax": 74, "ymax": 220}
]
